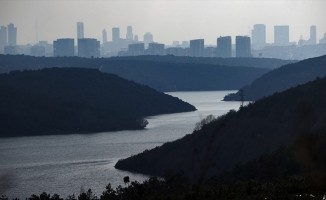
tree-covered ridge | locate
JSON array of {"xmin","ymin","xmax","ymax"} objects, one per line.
[
  {"xmin": 101, "ymin": 60, "xmax": 270, "ymax": 92},
  {"xmin": 115, "ymin": 74, "xmax": 326, "ymax": 183},
  {"xmin": 223, "ymin": 54, "xmax": 326, "ymax": 101},
  {"xmin": 0, "ymin": 68, "xmax": 195, "ymax": 137},
  {"xmin": 107, "ymin": 55, "xmax": 296, "ymax": 69},
  {"xmin": 0, "ymin": 55, "xmax": 104, "ymax": 74}
]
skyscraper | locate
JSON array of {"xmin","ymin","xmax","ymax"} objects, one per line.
[
  {"xmin": 112, "ymin": 28, "xmax": 120, "ymax": 42},
  {"xmin": 217, "ymin": 36, "xmax": 232, "ymax": 58},
  {"xmin": 102, "ymin": 29, "xmax": 107, "ymax": 44},
  {"xmin": 7, "ymin": 23, "xmax": 17, "ymax": 45},
  {"xmin": 236, "ymin": 36, "xmax": 251, "ymax": 57},
  {"xmin": 78, "ymin": 38, "xmax": 100, "ymax": 58},
  {"xmin": 77, "ymin": 22, "xmax": 84, "ymax": 39},
  {"xmin": 53, "ymin": 38, "xmax": 75, "ymax": 57},
  {"xmin": 309, "ymin": 25, "xmax": 316, "ymax": 45},
  {"xmin": 143, "ymin": 32, "xmax": 153, "ymax": 49},
  {"xmin": 0, "ymin": 26, "xmax": 7, "ymax": 53},
  {"xmin": 126, "ymin": 26, "xmax": 133, "ymax": 40},
  {"xmin": 274, "ymin": 25, "xmax": 289, "ymax": 45},
  {"xmin": 189, "ymin": 39, "xmax": 204, "ymax": 57},
  {"xmin": 251, "ymin": 24, "xmax": 266, "ymax": 50}
]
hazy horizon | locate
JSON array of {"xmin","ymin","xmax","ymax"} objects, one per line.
[{"xmin": 1, "ymin": 0, "xmax": 326, "ymax": 45}]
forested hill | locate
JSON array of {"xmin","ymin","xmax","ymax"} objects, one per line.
[
  {"xmin": 115, "ymin": 75, "xmax": 326, "ymax": 182},
  {"xmin": 101, "ymin": 60, "xmax": 270, "ymax": 92},
  {"xmin": 0, "ymin": 55, "xmax": 104, "ymax": 73},
  {"xmin": 223, "ymin": 55, "xmax": 326, "ymax": 101},
  {"xmin": 107, "ymin": 55, "xmax": 296, "ymax": 69},
  {"xmin": 0, "ymin": 68, "xmax": 195, "ymax": 137}
]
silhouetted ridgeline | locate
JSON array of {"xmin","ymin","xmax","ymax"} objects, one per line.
[
  {"xmin": 224, "ymin": 55, "xmax": 326, "ymax": 101},
  {"xmin": 101, "ymin": 60, "xmax": 270, "ymax": 92},
  {"xmin": 107, "ymin": 55, "xmax": 296, "ymax": 69},
  {"xmin": 115, "ymin": 75, "xmax": 326, "ymax": 182},
  {"xmin": 0, "ymin": 55, "xmax": 104, "ymax": 73},
  {"xmin": 0, "ymin": 68, "xmax": 195, "ymax": 137}
]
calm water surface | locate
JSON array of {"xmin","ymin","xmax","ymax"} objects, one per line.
[{"xmin": 0, "ymin": 91, "xmax": 240, "ymax": 198}]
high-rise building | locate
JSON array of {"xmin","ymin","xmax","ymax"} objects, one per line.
[
  {"xmin": 309, "ymin": 25, "xmax": 317, "ymax": 45},
  {"xmin": 78, "ymin": 38, "xmax": 100, "ymax": 58},
  {"xmin": 134, "ymin": 35, "xmax": 138, "ymax": 42},
  {"xmin": 251, "ymin": 24, "xmax": 266, "ymax": 50},
  {"xmin": 146, "ymin": 42, "xmax": 165, "ymax": 55},
  {"xmin": 112, "ymin": 28, "xmax": 120, "ymax": 42},
  {"xmin": 53, "ymin": 38, "xmax": 75, "ymax": 57},
  {"xmin": 189, "ymin": 39, "xmax": 204, "ymax": 57},
  {"xmin": 0, "ymin": 26, "xmax": 7, "ymax": 53},
  {"xmin": 236, "ymin": 36, "xmax": 251, "ymax": 57},
  {"xmin": 274, "ymin": 25, "xmax": 289, "ymax": 45},
  {"xmin": 77, "ymin": 22, "xmax": 84, "ymax": 39},
  {"xmin": 128, "ymin": 43, "xmax": 144, "ymax": 56},
  {"xmin": 126, "ymin": 26, "xmax": 133, "ymax": 40},
  {"xmin": 217, "ymin": 36, "xmax": 232, "ymax": 58},
  {"xmin": 143, "ymin": 32, "xmax": 153, "ymax": 49},
  {"xmin": 7, "ymin": 23, "xmax": 17, "ymax": 45},
  {"xmin": 102, "ymin": 29, "xmax": 107, "ymax": 44}
]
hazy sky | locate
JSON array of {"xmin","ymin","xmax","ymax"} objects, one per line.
[{"xmin": 1, "ymin": 0, "xmax": 326, "ymax": 45}]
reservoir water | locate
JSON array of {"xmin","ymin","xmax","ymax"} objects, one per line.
[{"xmin": 0, "ymin": 91, "xmax": 240, "ymax": 198}]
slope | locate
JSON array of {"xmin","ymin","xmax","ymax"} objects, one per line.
[
  {"xmin": 223, "ymin": 55, "xmax": 326, "ymax": 101},
  {"xmin": 101, "ymin": 60, "xmax": 270, "ymax": 92},
  {"xmin": 0, "ymin": 68, "xmax": 196, "ymax": 137},
  {"xmin": 115, "ymin": 75, "xmax": 326, "ymax": 182}
]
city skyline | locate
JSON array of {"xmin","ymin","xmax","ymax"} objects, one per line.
[{"xmin": 0, "ymin": 0, "xmax": 326, "ymax": 45}]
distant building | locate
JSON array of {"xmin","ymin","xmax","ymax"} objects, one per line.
[
  {"xmin": 39, "ymin": 41, "xmax": 53, "ymax": 57},
  {"xmin": 165, "ymin": 47, "xmax": 186, "ymax": 56},
  {"xmin": 274, "ymin": 25, "xmax": 289, "ymax": 45},
  {"xmin": 143, "ymin": 32, "xmax": 153, "ymax": 49},
  {"xmin": 134, "ymin": 35, "xmax": 139, "ymax": 42},
  {"xmin": 298, "ymin": 26, "xmax": 317, "ymax": 46},
  {"xmin": 112, "ymin": 28, "xmax": 120, "ymax": 42},
  {"xmin": 77, "ymin": 22, "xmax": 84, "ymax": 39},
  {"xmin": 78, "ymin": 38, "xmax": 100, "ymax": 58},
  {"xmin": 4, "ymin": 45, "xmax": 17, "ymax": 55},
  {"xmin": 126, "ymin": 26, "xmax": 133, "ymax": 40},
  {"xmin": 310, "ymin": 25, "xmax": 317, "ymax": 45},
  {"xmin": 7, "ymin": 23, "xmax": 17, "ymax": 45},
  {"xmin": 146, "ymin": 42, "xmax": 165, "ymax": 55},
  {"xmin": 320, "ymin": 33, "xmax": 326, "ymax": 44},
  {"xmin": 217, "ymin": 36, "xmax": 232, "ymax": 58},
  {"xmin": 172, "ymin": 41, "xmax": 180, "ymax": 47},
  {"xmin": 31, "ymin": 45, "xmax": 45, "ymax": 57},
  {"xmin": 0, "ymin": 26, "xmax": 7, "ymax": 53},
  {"xmin": 128, "ymin": 43, "xmax": 144, "ymax": 56},
  {"xmin": 189, "ymin": 39, "xmax": 204, "ymax": 57},
  {"xmin": 54, "ymin": 38, "xmax": 75, "ymax": 57},
  {"xmin": 102, "ymin": 29, "xmax": 107, "ymax": 44},
  {"xmin": 251, "ymin": 24, "xmax": 266, "ymax": 50},
  {"xmin": 204, "ymin": 47, "xmax": 216, "ymax": 58},
  {"xmin": 236, "ymin": 36, "xmax": 251, "ymax": 57},
  {"xmin": 181, "ymin": 41, "xmax": 189, "ymax": 48}
]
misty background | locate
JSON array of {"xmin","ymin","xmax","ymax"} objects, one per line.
[{"xmin": 0, "ymin": 0, "xmax": 326, "ymax": 46}]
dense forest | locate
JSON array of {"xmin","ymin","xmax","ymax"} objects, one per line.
[
  {"xmin": 107, "ymin": 55, "xmax": 296, "ymax": 69},
  {"xmin": 101, "ymin": 60, "xmax": 270, "ymax": 92},
  {"xmin": 0, "ymin": 68, "xmax": 195, "ymax": 137},
  {"xmin": 0, "ymin": 55, "xmax": 104, "ymax": 73},
  {"xmin": 224, "ymin": 55, "xmax": 326, "ymax": 101},
  {"xmin": 115, "ymin": 74, "xmax": 326, "ymax": 184}
]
